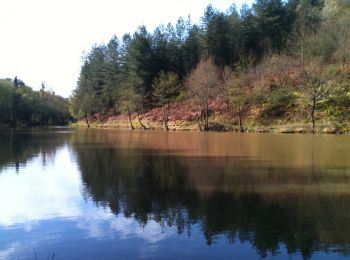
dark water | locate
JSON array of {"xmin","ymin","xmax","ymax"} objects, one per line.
[{"xmin": 1, "ymin": 128, "xmax": 350, "ymax": 259}]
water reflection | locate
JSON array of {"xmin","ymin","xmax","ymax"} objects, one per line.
[
  {"xmin": 1, "ymin": 129, "xmax": 350, "ymax": 259},
  {"xmin": 71, "ymin": 129, "xmax": 350, "ymax": 259},
  {"xmin": 0, "ymin": 129, "xmax": 69, "ymax": 172},
  {"xmin": 0, "ymin": 131, "xmax": 178, "ymax": 259}
]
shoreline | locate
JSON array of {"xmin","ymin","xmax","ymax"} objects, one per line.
[
  {"xmin": 70, "ymin": 119, "xmax": 350, "ymax": 135},
  {"xmin": 2, "ymin": 120, "xmax": 348, "ymax": 135}
]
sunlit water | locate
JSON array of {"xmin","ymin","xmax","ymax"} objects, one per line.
[{"xmin": 1, "ymin": 128, "xmax": 350, "ymax": 259}]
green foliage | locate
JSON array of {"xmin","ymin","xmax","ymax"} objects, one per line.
[
  {"xmin": 117, "ymin": 85, "xmax": 141, "ymax": 115},
  {"xmin": 70, "ymin": 81, "xmax": 94, "ymax": 120},
  {"xmin": 152, "ymin": 71, "xmax": 180, "ymax": 107},
  {"xmin": 333, "ymin": 11, "xmax": 350, "ymax": 66},
  {"xmin": 175, "ymin": 90, "xmax": 188, "ymax": 102},
  {"xmin": 324, "ymin": 81, "xmax": 350, "ymax": 122},
  {"xmin": 265, "ymin": 87, "xmax": 297, "ymax": 117},
  {"xmin": 223, "ymin": 67, "xmax": 251, "ymax": 129},
  {"xmin": 70, "ymin": 0, "xmax": 299, "ymax": 120},
  {"xmin": 0, "ymin": 79, "xmax": 70, "ymax": 126},
  {"xmin": 68, "ymin": 0, "xmax": 350, "ymax": 130},
  {"xmin": 321, "ymin": 66, "xmax": 350, "ymax": 122},
  {"xmin": 253, "ymin": 0, "xmax": 291, "ymax": 53},
  {"xmin": 309, "ymin": 25, "xmax": 338, "ymax": 62},
  {"xmin": 308, "ymin": 3, "xmax": 350, "ymax": 64},
  {"xmin": 0, "ymin": 80, "xmax": 14, "ymax": 123},
  {"xmin": 116, "ymin": 85, "xmax": 143, "ymax": 130},
  {"xmin": 151, "ymin": 71, "xmax": 180, "ymax": 130}
]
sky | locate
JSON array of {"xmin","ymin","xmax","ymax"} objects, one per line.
[{"xmin": 0, "ymin": 0, "xmax": 252, "ymax": 98}]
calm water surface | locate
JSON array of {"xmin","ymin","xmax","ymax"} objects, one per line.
[{"xmin": 1, "ymin": 128, "xmax": 350, "ymax": 259}]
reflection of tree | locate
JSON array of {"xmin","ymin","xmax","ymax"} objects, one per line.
[
  {"xmin": 0, "ymin": 130, "xmax": 66, "ymax": 172},
  {"xmin": 71, "ymin": 130, "xmax": 350, "ymax": 259}
]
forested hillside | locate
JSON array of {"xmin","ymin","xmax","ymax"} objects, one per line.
[
  {"xmin": 70, "ymin": 0, "xmax": 350, "ymax": 132},
  {"xmin": 0, "ymin": 78, "xmax": 70, "ymax": 126}
]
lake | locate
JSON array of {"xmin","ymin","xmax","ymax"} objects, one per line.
[{"xmin": 1, "ymin": 128, "xmax": 350, "ymax": 259}]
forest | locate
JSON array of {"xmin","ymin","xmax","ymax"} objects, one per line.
[
  {"xmin": 70, "ymin": 0, "xmax": 350, "ymax": 133},
  {"xmin": 0, "ymin": 78, "xmax": 70, "ymax": 126},
  {"xmin": 2, "ymin": 0, "xmax": 349, "ymax": 131}
]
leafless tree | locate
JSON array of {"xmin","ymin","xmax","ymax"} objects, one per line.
[{"xmin": 187, "ymin": 58, "xmax": 220, "ymax": 130}]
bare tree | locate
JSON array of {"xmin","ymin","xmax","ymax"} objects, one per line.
[
  {"xmin": 187, "ymin": 58, "xmax": 220, "ymax": 131},
  {"xmin": 302, "ymin": 63, "xmax": 327, "ymax": 133}
]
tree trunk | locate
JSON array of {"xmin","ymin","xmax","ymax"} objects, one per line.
[
  {"xmin": 300, "ymin": 38, "xmax": 304, "ymax": 74},
  {"xmin": 340, "ymin": 57, "xmax": 346, "ymax": 70},
  {"xmin": 163, "ymin": 103, "xmax": 169, "ymax": 131},
  {"xmin": 238, "ymin": 107, "xmax": 243, "ymax": 132},
  {"xmin": 137, "ymin": 111, "xmax": 147, "ymax": 130},
  {"xmin": 311, "ymin": 96, "xmax": 316, "ymax": 133},
  {"xmin": 27, "ymin": 111, "xmax": 32, "ymax": 126},
  {"xmin": 197, "ymin": 112, "xmax": 202, "ymax": 131},
  {"xmin": 85, "ymin": 114, "xmax": 90, "ymax": 128},
  {"xmin": 127, "ymin": 106, "xmax": 134, "ymax": 130},
  {"xmin": 204, "ymin": 102, "xmax": 209, "ymax": 131}
]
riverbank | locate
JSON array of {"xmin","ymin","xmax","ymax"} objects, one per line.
[
  {"xmin": 70, "ymin": 97, "xmax": 350, "ymax": 134},
  {"xmin": 71, "ymin": 117, "xmax": 350, "ymax": 134}
]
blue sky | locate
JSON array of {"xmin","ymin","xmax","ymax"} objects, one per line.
[{"xmin": 0, "ymin": 0, "xmax": 252, "ymax": 97}]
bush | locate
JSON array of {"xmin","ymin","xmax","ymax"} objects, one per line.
[{"xmin": 264, "ymin": 87, "xmax": 297, "ymax": 117}]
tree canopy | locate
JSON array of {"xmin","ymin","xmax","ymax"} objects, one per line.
[{"xmin": 0, "ymin": 78, "xmax": 70, "ymax": 127}]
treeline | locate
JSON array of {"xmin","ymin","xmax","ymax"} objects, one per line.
[
  {"xmin": 0, "ymin": 78, "xmax": 70, "ymax": 126},
  {"xmin": 70, "ymin": 0, "xmax": 350, "ymax": 131}
]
